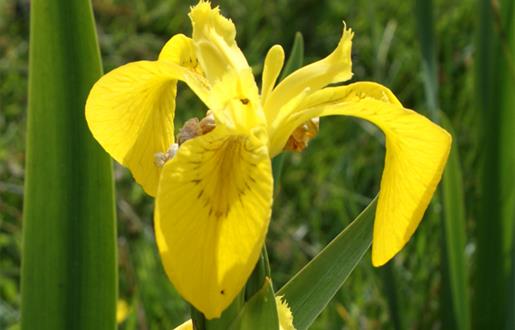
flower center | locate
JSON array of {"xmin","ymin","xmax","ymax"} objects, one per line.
[
  {"xmin": 154, "ymin": 111, "xmax": 216, "ymax": 167},
  {"xmin": 283, "ymin": 117, "xmax": 320, "ymax": 152}
]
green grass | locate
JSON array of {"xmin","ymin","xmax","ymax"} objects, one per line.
[{"xmin": 1, "ymin": 0, "xmax": 509, "ymax": 328}]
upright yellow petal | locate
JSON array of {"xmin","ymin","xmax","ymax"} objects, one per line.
[
  {"xmin": 159, "ymin": 34, "xmax": 204, "ymax": 76},
  {"xmin": 189, "ymin": 1, "xmax": 249, "ymax": 83},
  {"xmin": 207, "ymin": 68, "xmax": 265, "ymax": 133},
  {"xmin": 155, "ymin": 127, "xmax": 273, "ymax": 319},
  {"xmin": 270, "ymin": 82, "xmax": 451, "ymax": 266},
  {"xmin": 86, "ymin": 60, "xmax": 210, "ymax": 196},
  {"xmin": 261, "ymin": 45, "xmax": 285, "ymax": 105},
  {"xmin": 264, "ymin": 27, "xmax": 353, "ymax": 123}
]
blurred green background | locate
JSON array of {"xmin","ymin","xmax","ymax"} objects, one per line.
[{"xmin": 1, "ymin": 0, "xmax": 513, "ymax": 329}]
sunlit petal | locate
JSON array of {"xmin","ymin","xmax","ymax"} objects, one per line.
[
  {"xmin": 264, "ymin": 26, "xmax": 353, "ymax": 124},
  {"xmin": 155, "ymin": 127, "xmax": 273, "ymax": 319},
  {"xmin": 276, "ymin": 296, "xmax": 296, "ymax": 330},
  {"xmin": 189, "ymin": 1, "xmax": 249, "ymax": 83},
  {"xmin": 159, "ymin": 33, "xmax": 204, "ymax": 76},
  {"xmin": 269, "ymin": 82, "xmax": 401, "ymax": 155},
  {"xmin": 86, "ymin": 60, "xmax": 210, "ymax": 195},
  {"xmin": 261, "ymin": 45, "xmax": 285, "ymax": 106},
  {"xmin": 208, "ymin": 68, "xmax": 265, "ymax": 132},
  {"xmin": 270, "ymin": 82, "xmax": 451, "ymax": 266}
]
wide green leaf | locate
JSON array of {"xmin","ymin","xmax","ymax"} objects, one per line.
[
  {"xmin": 230, "ymin": 278, "xmax": 279, "ymax": 330},
  {"xmin": 21, "ymin": 0, "xmax": 117, "ymax": 329},
  {"xmin": 277, "ymin": 198, "xmax": 376, "ymax": 330}
]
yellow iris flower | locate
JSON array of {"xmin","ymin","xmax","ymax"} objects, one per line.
[{"xmin": 86, "ymin": 0, "xmax": 451, "ymax": 319}]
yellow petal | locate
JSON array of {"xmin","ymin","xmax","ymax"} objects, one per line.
[
  {"xmin": 173, "ymin": 320, "xmax": 193, "ymax": 330},
  {"xmin": 116, "ymin": 299, "xmax": 129, "ymax": 324},
  {"xmin": 276, "ymin": 296, "xmax": 296, "ymax": 330},
  {"xmin": 269, "ymin": 82, "xmax": 402, "ymax": 156},
  {"xmin": 159, "ymin": 34, "xmax": 204, "ymax": 76},
  {"xmin": 261, "ymin": 45, "xmax": 285, "ymax": 106},
  {"xmin": 264, "ymin": 26, "xmax": 353, "ymax": 124},
  {"xmin": 271, "ymin": 82, "xmax": 451, "ymax": 266},
  {"xmin": 208, "ymin": 68, "xmax": 265, "ymax": 133},
  {"xmin": 189, "ymin": 1, "xmax": 249, "ymax": 83},
  {"xmin": 155, "ymin": 127, "xmax": 273, "ymax": 319},
  {"xmin": 86, "ymin": 60, "xmax": 210, "ymax": 196}
]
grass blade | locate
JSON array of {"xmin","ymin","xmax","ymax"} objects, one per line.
[
  {"xmin": 414, "ymin": 0, "xmax": 438, "ymax": 119},
  {"xmin": 379, "ymin": 263, "xmax": 404, "ymax": 330},
  {"xmin": 277, "ymin": 198, "xmax": 376, "ymax": 330},
  {"xmin": 414, "ymin": 1, "xmax": 470, "ymax": 329},
  {"xmin": 440, "ymin": 116, "xmax": 470, "ymax": 330},
  {"xmin": 21, "ymin": 0, "xmax": 117, "ymax": 329},
  {"xmin": 474, "ymin": 0, "xmax": 515, "ymax": 328}
]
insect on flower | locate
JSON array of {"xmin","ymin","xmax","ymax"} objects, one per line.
[{"xmin": 86, "ymin": 0, "xmax": 451, "ymax": 319}]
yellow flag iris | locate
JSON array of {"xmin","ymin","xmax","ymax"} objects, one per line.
[{"xmin": 86, "ymin": 0, "xmax": 451, "ymax": 319}]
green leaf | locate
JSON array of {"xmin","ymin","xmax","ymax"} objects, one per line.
[
  {"xmin": 440, "ymin": 116, "xmax": 470, "ymax": 330},
  {"xmin": 277, "ymin": 198, "xmax": 376, "ymax": 330},
  {"xmin": 474, "ymin": 0, "xmax": 515, "ymax": 328},
  {"xmin": 280, "ymin": 32, "xmax": 304, "ymax": 81},
  {"xmin": 414, "ymin": 0, "xmax": 438, "ymax": 119},
  {"xmin": 21, "ymin": 1, "xmax": 117, "ymax": 329},
  {"xmin": 378, "ymin": 263, "xmax": 404, "ymax": 330},
  {"xmin": 201, "ymin": 292, "xmax": 244, "ymax": 330},
  {"xmin": 230, "ymin": 278, "xmax": 279, "ymax": 330},
  {"xmin": 245, "ymin": 246, "xmax": 272, "ymax": 300},
  {"xmin": 414, "ymin": 1, "xmax": 470, "ymax": 329}
]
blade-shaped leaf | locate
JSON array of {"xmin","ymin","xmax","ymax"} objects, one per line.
[
  {"xmin": 414, "ymin": 0, "xmax": 470, "ymax": 328},
  {"xmin": 474, "ymin": 0, "xmax": 515, "ymax": 328},
  {"xmin": 277, "ymin": 198, "xmax": 376, "ymax": 330},
  {"xmin": 440, "ymin": 116, "xmax": 470, "ymax": 330},
  {"xmin": 21, "ymin": 0, "xmax": 117, "ymax": 329},
  {"xmin": 230, "ymin": 278, "xmax": 279, "ymax": 330}
]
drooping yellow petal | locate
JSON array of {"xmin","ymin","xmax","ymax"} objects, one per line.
[
  {"xmin": 270, "ymin": 82, "xmax": 451, "ymax": 266},
  {"xmin": 86, "ymin": 60, "xmax": 211, "ymax": 196},
  {"xmin": 155, "ymin": 127, "xmax": 273, "ymax": 319},
  {"xmin": 264, "ymin": 26, "xmax": 353, "ymax": 123},
  {"xmin": 261, "ymin": 45, "xmax": 285, "ymax": 105},
  {"xmin": 189, "ymin": 1, "xmax": 249, "ymax": 83},
  {"xmin": 269, "ymin": 82, "xmax": 402, "ymax": 156}
]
